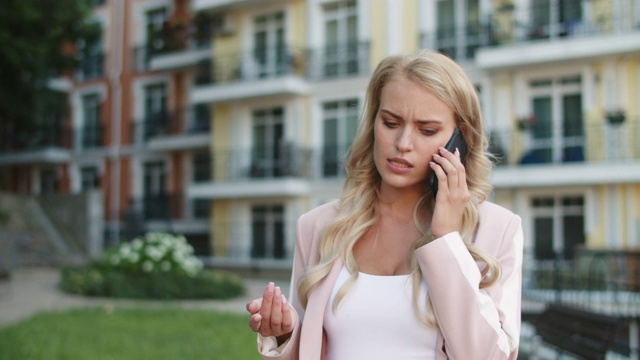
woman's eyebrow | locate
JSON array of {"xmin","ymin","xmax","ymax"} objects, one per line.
[{"xmin": 380, "ymin": 109, "xmax": 443, "ymax": 125}]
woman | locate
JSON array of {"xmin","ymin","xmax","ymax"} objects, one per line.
[{"xmin": 246, "ymin": 51, "xmax": 523, "ymax": 359}]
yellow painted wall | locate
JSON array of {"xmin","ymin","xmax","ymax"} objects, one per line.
[
  {"xmin": 213, "ymin": 12, "xmax": 242, "ymax": 82},
  {"xmin": 212, "ymin": 104, "xmax": 230, "ymax": 181},
  {"xmin": 290, "ymin": 0, "xmax": 307, "ymax": 48},
  {"xmin": 369, "ymin": 0, "xmax": 386, "ymax": 70},
  {"xmin": 401, "ymin": 0, "xmax": 418, "ymax": 54},
  {"xmin": 211, "ymin": 200, "xmax": 230, "ymax": 256}
]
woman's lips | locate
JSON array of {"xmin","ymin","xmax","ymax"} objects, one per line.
[{"xmin": 388, "ymin": 158, "xmax": 413, "ymax": 173}]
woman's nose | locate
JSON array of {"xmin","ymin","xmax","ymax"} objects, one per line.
[{"xmin": 395, "ymin": 128, "xmax": 414, "ymax": 152}]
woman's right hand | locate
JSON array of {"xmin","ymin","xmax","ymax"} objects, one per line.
[{"xmin": 246, "ymin": 282, "xmax": 295, "ymax": 343}]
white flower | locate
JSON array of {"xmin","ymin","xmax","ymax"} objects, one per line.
[
  {"xmin": 129, "ymin": 252, "xmax": 140, "ymax": 263},
  {"xmin": 142, "ymin": 260, "xmax": 154, "ymax": 273},
  {"xmin": 110, "ymin": 254, "xmax": 120, "ymax": 265},
  {"xmin": 160, "ymin": 261, "xmax": 171, "ymax": 272},
  {"xmin": 132, "ymin": 239, "xmax": 143, "ymax": 250}
]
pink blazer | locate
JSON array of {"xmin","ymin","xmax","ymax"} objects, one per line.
[{"xmin": 258, "ymin": 200, "xmax": 523, "ymax": 360}]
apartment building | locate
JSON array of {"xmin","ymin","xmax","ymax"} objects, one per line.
[{"xmin": 1, "ymin": 0, "xmax": 639, "ymax": 277}]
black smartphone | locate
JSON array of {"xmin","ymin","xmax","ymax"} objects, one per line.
[{"xmin": 428, "ymin": 128, "xmax": 468, "ymax": 198}]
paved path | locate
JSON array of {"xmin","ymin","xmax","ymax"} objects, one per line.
[{"xmin": 0, "ymin": 267, "xmax": 290, "ymax": 329}]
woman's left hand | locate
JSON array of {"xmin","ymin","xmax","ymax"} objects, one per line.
[{"xmin": 429, "ymin": 146, "xmax": 470, "ymax": 238}]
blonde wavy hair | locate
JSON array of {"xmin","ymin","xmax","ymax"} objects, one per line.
[{"xmin": 297, "ymin": 51, "xmax": 500, "ymax": 325}]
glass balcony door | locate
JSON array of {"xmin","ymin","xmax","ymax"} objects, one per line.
[
  {"xmin": 323, "ymin": 0, "xmax": 358, "ymax": 77},
  {"xmin": 251, "ymin": 12, "xmax": 286, "ymax": 79},
  {"xmin": 143, "ymin": 161, "xmax": 167, "ymax": 220},
  {"xmin": 322, "ymin": 99, "xmax": 358, "ymax": 177},
  {"xmin": 526, "ymin": 77, "xmax": 584, "ymax": 164},
  {"xmin": 251, "ymin": 204, "xmax": 285, "ymax": 259},
  {"xmin": 143, "ymin": 83, "xmax": 168, "ymax": 140},
  {"xmin": 435, "ymin": 0, "xmax": 481, "ymax": 60},
  {"xmin": 251, "ymin": 108, "xmax": 285, "ymax": 178},
  {"xmin": 532, "ymin": 195, "xmax": 585, "ymax": 261}
]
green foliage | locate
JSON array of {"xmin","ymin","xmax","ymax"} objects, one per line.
[
  {"xmin": 60, "ymin": 266, "xmax": 246, "ymax": 300},
  {"xmin": 0, "ymin": 0, "xmax": 98, "ymax": 128},
  {"xmin": 0, "ymin": 209, "xmax": 10, "ymax": 226},
  {"xmin": 0, "ymin": 308, "xmax": 258, "ymax": 360},
  {"xmin": 60, "ymin": 231, "xmax": 245, "ymax": 300}
]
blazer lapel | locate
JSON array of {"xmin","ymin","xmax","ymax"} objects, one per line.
[{"xmin": 299, "ymin": 258, "xmax": 344, "ymax": 359}]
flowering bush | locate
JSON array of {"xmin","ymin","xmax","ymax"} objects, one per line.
[
  {"xmin": 106, "ymin": 232, "xmax": 203, "ymax": 277},
  {"xmin": 60, "ymin": 232, "xmax": 245, "ymax": 299}
]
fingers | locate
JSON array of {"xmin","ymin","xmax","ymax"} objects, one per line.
[
  {"xmin": 431, "ymin": 147, "xmax": 466, "ymax": 193},
  {"xmin": 248, "ymin": 282, "xmax": 294, "ymax": 338}
]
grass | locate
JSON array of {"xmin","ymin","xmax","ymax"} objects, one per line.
[{"xmin": 0, "ymin": 307, "xmax": 260, "ymax": 360}]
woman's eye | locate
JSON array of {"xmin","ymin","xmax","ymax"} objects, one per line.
[
  {"xmin": 420, "ymin": 128, "xmax": 436, "ymax": 135},
  {"xmin": 383, "ymin": 120, "xmax": 399, "ymax": 128}
]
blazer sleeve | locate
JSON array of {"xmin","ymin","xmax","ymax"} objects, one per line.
[
  {"xmin": 257, "ymin": 211, "xmax": 314, "ymax": 359},
  {"xmin": 415, "ymin": 213, "xmax": 523, "ymax": 359}
]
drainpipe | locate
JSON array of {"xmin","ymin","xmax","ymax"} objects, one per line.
[{"xmin": 109, "ymin": 0, "xmax": 124, "ymax": 246}]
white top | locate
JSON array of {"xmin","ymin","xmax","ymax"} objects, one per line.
[{"xmin": 323, "ymin": 266, "xmax": 439, "ymax": 360}]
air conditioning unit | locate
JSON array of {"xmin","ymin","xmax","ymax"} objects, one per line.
[{"xmin": 213, "ymin": 14, "xmax": 235, "ymax": 36}]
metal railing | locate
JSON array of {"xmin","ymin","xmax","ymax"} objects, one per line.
[
  {"xmin": 76, "ymin": 52, "xmax": 105, "ymax": 81},
  {"xmin": 488, "ymin": 119, "xmax": 640, "ymax": 166},
  {"xmin": 0, "ymin": 123, "xmax": 71, "ymax": 152},
  {"xmin": 128, "ymin": 106, "xmax": 211, "ymax": 145}
]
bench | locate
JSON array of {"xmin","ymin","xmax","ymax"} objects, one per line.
[{"xmin": 534, "ymin": 303, "xmax": 623, "ymax": 360}]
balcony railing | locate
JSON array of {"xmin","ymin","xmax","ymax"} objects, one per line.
[
  {"xmin": 196, "ymin": 45, "xmax": 306, "ymax": 86},
  {"xmin": 76, "ymin": 52, "xmax": 105, "ymax": 81},
  {"xmin": 77, "ymin": 124, "xmax": 104, "ymax": 149},
  {"xmin": 306, "ymin": 41, "xmax": 370, "ymax": 80},
  {"xmin": 195, "ymin": 41, "xmax": 370, "ymax": 86},
  {"xmin": 0, "ymin": 124, "xmax": 71, "ymax": 153},
  {"xmin": 129, "ymin": 106, "xmax": 211, "ymax": 144},
  {"xmin": 489, "ymin": 119, "xmax": 640, "ymax": 166},
  {"xmin": 420, "ymin": 24, "xmax": 492, "ymax": 61},
  {"xmin": 128, "ymin": 192, "xmax": 185, "ymax": 222},
  {"xmin": 487, "ymin": 1, "xmax": 640, "ymax": 47}
]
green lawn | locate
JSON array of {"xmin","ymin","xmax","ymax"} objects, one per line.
[{"xmin": 0, "ymin": 307, "xmax": 260, "ymax": 360}]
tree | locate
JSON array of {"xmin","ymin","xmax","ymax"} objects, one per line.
[{"xmin": 0, "ymin": 0, "xmax": 99, "ymax": 132}]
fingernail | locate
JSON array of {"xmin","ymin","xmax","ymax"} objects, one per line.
[
  {"xmin": 429, "ymin": 161, "xmax": 436, "ymax": 166},
  {"xmin": 275, "ymin": 286, "xmax": 281, "ymax": 297},
  {"xmin": 439, "ymin": 147, "xmax": 448, "ymax": 152},
  {"xmin": 282, "ymin": 295, "xmax": 288, "ymax": 304},
  {"xmin": 455, "ymin": 147, "xmax": 460, "ymax": 155},
  {"xmin": 433, "ymin": 153, "xmax": 440, "ymax": 159},
  {"xmin": 267, "ymin": 282, "xmax": 274, "ymax": 293}
]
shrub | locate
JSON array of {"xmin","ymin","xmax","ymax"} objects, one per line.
[
  {"xmin": 60, "ymin": 232, "xmax": 245, "ymax": 300},
  {"xmin": 104, "ymin": 232, "xmax": 203, "ymax": 277}
]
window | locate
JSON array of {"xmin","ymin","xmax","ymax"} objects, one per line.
[
  {"xmin": 143, "ymin": 161, "xmax": 167, "ymax": 220},
  {"xmin": 251, "ymin": 11, "xmax": 286, "ymax": 79},
  {"xmin": 192, "ymin": 152, "xmax": 211, "ymax": 182},
  {"xmin": 434, "ymin": 0, "xmax": 481, "ymax": 60},
  {"xmin": 77, "ymin": 24, "xmax": 104, "ymax": 80},
  {"xmin": 190, "ymin": 104, "xmax": 210, "ymax": 132},
  {"xmin": 529, "ymin": 0, "xmax": 582, "ymax": 39},
  {"xmin": 81, "ymin": 93, "xmax": 101, "ymax": 148},
  {"xmin": 251, "ymin": 108, "xmax": 287, "ymax": 178},
  {"xmin": 251, "ymin": 204, "xmax": 285, "ymax": 259},
  {"xmin": 323, "ymin": 0, "xmax": 359, "ymax": 77},
  {"xmin": 80, "ymin": 166, "xmax": 100, "ymax": 190},
  {"xmin": 143, "ymin": 83, "xmax": 168, "ymax": 140},
  {"xmin": 521, "ymin": 76, "xmax": 583, "ymax": 164},
  {"xmin": 532, "ymin": 195, "xmax": 585, "ymax": 261},
  {"xmin": 322, "ymin": 99, "xmax": 359, "ymax": 176},
  {"xmin": 192, "ymin": 199, "xmax": 210, "ymax": 219},
  {"xmin": 145, "ymin": 7, "xmax": 168, "ymax": 53}
]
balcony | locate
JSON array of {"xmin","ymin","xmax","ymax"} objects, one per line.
[
  {"xmin": 188, "ymin": 144, "xmax": 351, "ymax": 199},
  {"xmin": 129, "ymin": 106, "xmax": 211, "ymax": 150},
  {"xmin": 490, "ymin": 119, "xmax": 640, "ymax": 188},
  {"xmin": 305, "ymin": 41, "xmax": 370, "ymax": 80},
  {"xmin": 75, "ymin": 124, "xmax": 104, "ymax": 151},
  {"xmin": 477, "ymin": 1, "xmax": 640, "ymax": 69},
  {"xmin": 147, "ymin": 16, "xmax": 213, "ymax": 71},
  {"xmin": 191, "ymin": 45, "xmax": 308, "ymax": 103},
  {"xmin": 76, "ymin": 51, "xmax": 105, "ymax": 81},
  {"xmin": 0, "ymin": 124, "xmax": 71, "ymax": 165},
  {"xmin": 420, "ymin": 24, "xmax": 491, "ymax": 63}
]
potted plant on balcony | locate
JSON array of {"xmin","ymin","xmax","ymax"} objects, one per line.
[
  {"xmin": 515, "ymin": 114, "xmax": 536, "ymax": 131},
  {"xmin": 605, "ymin": 109, "xmax": 625, "ymax": 125}
]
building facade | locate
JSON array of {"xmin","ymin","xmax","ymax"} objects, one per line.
[{"xmin": 1, "ymin": 0, "xmax": 639, "ymax": 278}]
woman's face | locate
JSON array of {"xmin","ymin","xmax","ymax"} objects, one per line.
[{"xmin": 373, "ymin": 75, "xmax": 457, "ymax": 194}]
